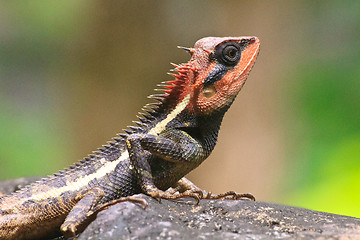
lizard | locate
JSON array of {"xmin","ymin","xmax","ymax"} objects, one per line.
[{"xmin": 0, "ymin": 36, "xmax": 260, "ymax": 240}]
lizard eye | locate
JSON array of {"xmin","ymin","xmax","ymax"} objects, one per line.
[
  {"xmin": 226, "ymin": 47, "xmax": 237, "ymax": 59},
  {"xmin": 215, "ymin": 41, "xmax": 241, "ymax": 67}
]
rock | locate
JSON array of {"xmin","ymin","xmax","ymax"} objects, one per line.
[
  {"xmin": 79, "ymin": 194, "xmax": 360, "ymax": 240},
  {"xmin": 1, "ymin": 178, "xmax": 360, "ymax": 239}
]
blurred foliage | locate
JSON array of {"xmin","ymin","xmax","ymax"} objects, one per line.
[
  {"xmin": 281, "ymin": 1, "xmax": 360, "ymax": 217},
  {"xmin": 0, "ymin": 1, "xmax": 359, "ymax": 218},
  {"xmin": 0, "ymin": 1, "xmax": 85, "ymax": 178},
  {"xmin": 285, "ymin": 58, "xmax": 360, "ymax": 217},
  {"xmin": 0, "ymin": 100, "xmax": 66, "ymax": 177}
]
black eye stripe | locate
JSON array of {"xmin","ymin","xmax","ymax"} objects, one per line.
[
  {"xmin": 205, "ymin": 41, "xmax": 242, "ymax": 86},
  {"xmin": 204, "ymin": 64, "xmax": 228, "ymax": 86}
]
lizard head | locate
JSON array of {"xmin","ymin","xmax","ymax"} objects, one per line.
[
  {"xmin": 119, "ymin": 37, "xmax": 260, "ymax": 141},
  {"xmin": 161, "ymin": 36, "xmax": 260, "ymax": 116},
  {"xmin": 191, "ymin": 36, "xmax": 260, "ymax": 114}
]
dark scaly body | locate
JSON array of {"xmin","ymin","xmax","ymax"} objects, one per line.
[{"xmin": 0, "ymin": 36, "xmax": 260, "ymax": 239}]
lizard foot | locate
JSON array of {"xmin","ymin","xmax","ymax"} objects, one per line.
[
  {"xmin": 94, "ymin": 196, "xmax": 148, "ymax": 212},
  {"xmin": 147, "ymin": 189, "xmax": 201, "ymax": 204},
  {"xmin": 201, "ymin": 191, "xmax": 255, "ymax": 201},
  {"xmin": 168, "ymin": 177, "xmax": 255, "ymax": 201}
]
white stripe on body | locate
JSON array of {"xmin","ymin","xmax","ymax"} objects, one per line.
[{"xmin": 24, "ymin": 94, "xmax": 191, "ymax": 202}]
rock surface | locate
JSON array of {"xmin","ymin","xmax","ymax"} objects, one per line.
[
  {"xmin": 79, "ymin": 195, "xmax": 360, "ymax": 240},
  {"xmin": 1, "ymin": 178, "xmax": 360, "ymax": 239}
]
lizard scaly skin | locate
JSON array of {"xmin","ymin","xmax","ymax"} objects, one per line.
[{"xmin": 0, "ymin": 36, "xmax": 260, "ymax": 239}]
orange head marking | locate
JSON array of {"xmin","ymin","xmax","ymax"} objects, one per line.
[{"xmin": 162, "ymin": 36, "xmax": 260, "ymax": 115}]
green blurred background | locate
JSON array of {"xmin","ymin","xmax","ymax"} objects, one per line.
[{"xmin": 1, "ymin": 1, "xmax": 359, "ymax": 217}]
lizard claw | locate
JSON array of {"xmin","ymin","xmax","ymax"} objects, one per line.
[
  {"xmin": 148, "ymin": 190, "xmax": 200, "ymax": 204},
  {"xmin": 201, "ymin": 191, "xmax": 255, "ymax": 201},
  {"xmin": 61, "ymin": 223, "xmax": 77, "ymax": 238}
]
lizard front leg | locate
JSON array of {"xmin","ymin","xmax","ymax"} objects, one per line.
[
  {"xmin": 126, "ymin": 131, "xmax": 204, "ymax": 203},
  {"xmin": 167, "ymin": 177, "xmax": 255, "ymax": 201}
]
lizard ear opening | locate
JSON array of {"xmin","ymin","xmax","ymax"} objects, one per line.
[{"xmin": 203, "ymin": 85, "xmax": 217, "ymax": 98}]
